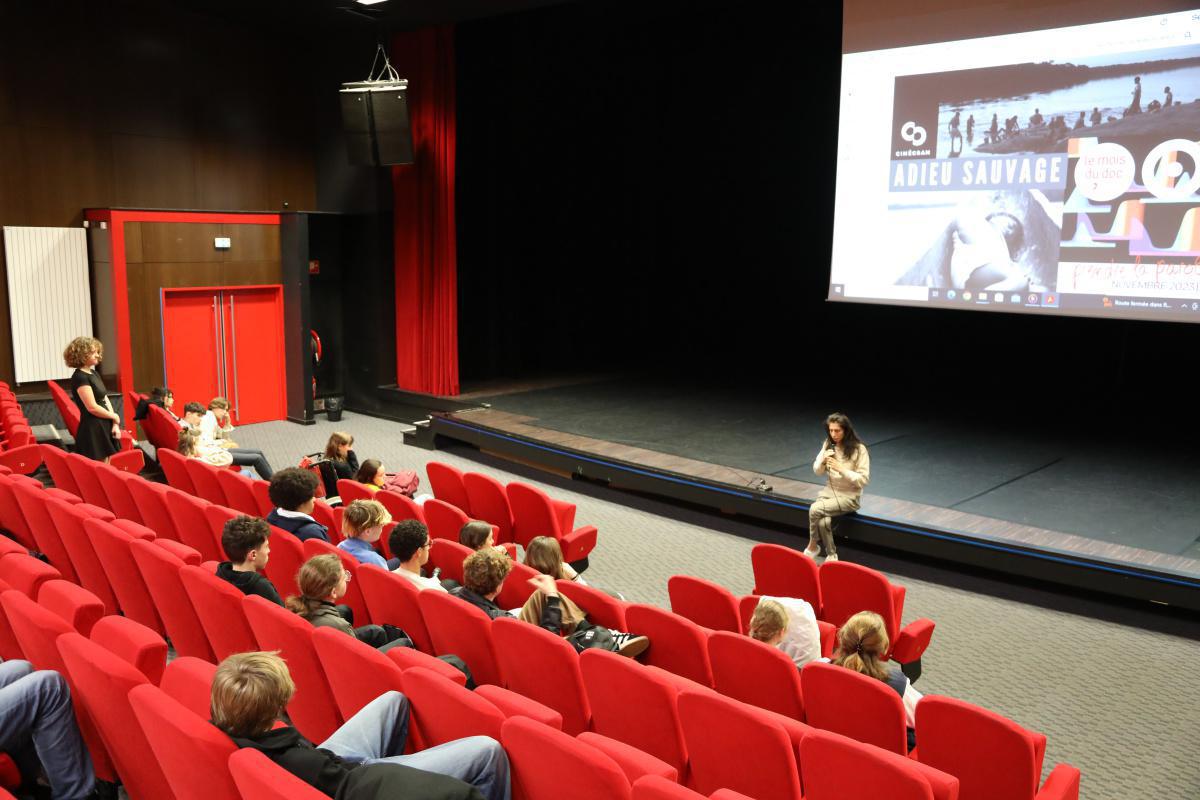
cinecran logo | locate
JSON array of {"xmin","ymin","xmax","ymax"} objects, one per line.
[{"xmin": 900, "ymin": 121, "xmax": 927, "ymax": 147}]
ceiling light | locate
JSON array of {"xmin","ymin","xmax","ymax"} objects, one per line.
[{"xmin": 356, "ymin": 0, "xmax": 388, "ymax": 5}]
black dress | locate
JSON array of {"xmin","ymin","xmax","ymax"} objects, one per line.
[{"xmin": 70, "ymin": 368, "xmax": 119, "ymax": 460}]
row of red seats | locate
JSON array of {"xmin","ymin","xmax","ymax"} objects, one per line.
[
  {"xmin": 0, "ymin": 382, "xmax": 45, "ymax": 475},
  {"xmin": 0, "ymin": 544, "xmax": 978, "ymax": 800},
  {"xmin": 45, "ymin": 379, "xmax": 138, "ymax": 454}
]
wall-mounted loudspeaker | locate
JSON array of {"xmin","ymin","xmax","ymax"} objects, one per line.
[{"xmin": 339, "ymin": 80, "xmax": 414, "ymax": 166}]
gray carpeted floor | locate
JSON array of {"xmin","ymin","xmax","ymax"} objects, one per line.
[{"xmin": 231, "ymin": 411, "xmax": 1200, "ymax": 800}]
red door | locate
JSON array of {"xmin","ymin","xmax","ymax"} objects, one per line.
[
  {"xmin": 223, "ymin": 287, "xmax": 286, "ymax": 425},
  {"xmin": 162, "ymin": 286, "xmax": 286, "ymax": 425},
  {"xmin": 162, "ymin": 290, "xmax": 225, "ymax": 415}
]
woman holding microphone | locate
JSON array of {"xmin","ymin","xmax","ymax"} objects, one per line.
[{"xmin": 806, "ymin": 412, "xmax": 869, "ymax": 562}]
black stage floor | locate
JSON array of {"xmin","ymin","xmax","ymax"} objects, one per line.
[{"xmin": 451, "ymin": 375, "xmax": 1200, "ymax": 586}]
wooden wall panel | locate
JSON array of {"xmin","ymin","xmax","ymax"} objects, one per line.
[
  {"xmin": 21, "ymin": 127, "xmax": 114, "ymax": 228},
  {"xmin": 195, "ymin": 140, "xmax": 270, "ymax": 212},
  {"xmin": 139, "ymin": 222, "xmax": 224, "ymax": 264},
  {"xmin": 111, "ymin": 135, "xmax": 198, "ymax": 210}
]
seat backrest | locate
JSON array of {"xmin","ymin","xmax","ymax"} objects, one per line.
[
  {"xmin": 402, "ymin": 665, "xmax": 506, "ymax": 746},
  {"xmin": 356, "ymin": 565, "xmax": 435, "ymax": 653},
  {"xmin": 677, "ymin": 689, "xmax": 803, "ymax": 800},
  {"xmin": 377, "ymin": 489, "xmax": 425, "ymax": 524},
  {"xmin": 127, "ymin": 479, "xmax": 180, "ymax": 541},
  {"xmin": 427, "ymin": 538, "xmax": 473, "ymax": 586},
  {"xmin": 56, "ymin": 631, "xmax": 175, "ymax": 800},
  {"xmin": 625, "ymin": 604, "xmax": 713, "ymax": 687},
  {"xmin": 94, "ymin": 463, "xmax": 142, "ymax": 524},
  {"xmin": 426, "ymin": 461, "xmax": 471, "ymax": 515},
  {"xmin": 38, "ymin": 579, "xmax": 104, "ymax": 637},
  {"xmin": 0, "ymin": 476, "xmax": 36, "ymax": 550},
  {"xmin": 12, "ymin": 481, "xmax": 79, "ymax": 582},
  {"xmin": 2, "ymin": 588, "xmax": 73, "ymax": 670},
  {"xmin": 65, "ymin": 453, "xmax": 110, "ymax": 508},
  {"xmin": 506, "ymin": 482, "xmax": 562, "ymax": 548},
  {"xmin": 801, "ymin": 729, "xmax": 936, "ymax": 800},
  {"xmin": 417, "ymin": 590, "xmax": 504, "ymax": 686},
  {"xmin": 667, "ymin": 575, "xmax": 742, "ymax": 634},
  {"xmin": 424, "ymin": 497, "xmax": 470, "ymax": 541},
  {"xmin": 185, "ymin": 457, "xmax": 228, "ymax": 505},
  {"xmin": 630, "ymin": 775, "xmax": 708, "ymax": 800},
  {"xmin": 496, "ymin": 560, "xmax": 541, "ymax": 611},
  {"xmin": 492, "ymin": 616, "xmax": 591, "ymax": 735},
  {"xmin": 463, "ymin": 472, "xmax": 514, "ymax": 544},
  {"xmin": 88, "ymin": 518, "xmax": 166, "ymax": 636},
  {"xmin": 243, "ymin": 595, "xmax": 344, "ymax": 743},
  {"xmin": 215, "ymin": 469, "xmax": 260, "ymax": 515},
  {"xmin": 128, "ymin": 683, "xmax": 240, "ymax": 800},
  {"xmin": 262, "ymin": 526, "xmax": 304, "ymax": 602},
  {"xmin": 818, "ymin": 561, "xmax": 901, "ymax": 643},
  {"xmin": 751, "ymin": 543, "xmax": 822, "ymax": 614},
  {"xmin": 310, "ymin": 500, "xmax": 340, "ymax": 542},
  {"xmin": 40, "ymin": 443, "xmax": 81, "ymax": 496},
  {"xmin": 228, "ymin": 748, "xmax": 329, "ymax": 800},
  {"xmin": 581, "ymin": 648, "xmax": 689, "ymax": 778},
  {"xmin": 166, "ymin": 488, "xmax": 224, "ymax": 562},
  {"xmin": 47, "ymin": 380, "xmax": 81, "ymax": 435},
  {"xmin": 301, "ymin": 538, "xmax": 369, "ymax": 625},
  {"xmin": 129, "ymin": 539, "xmax": 215, "ymax": 661},
  {"xmin": 179, "ymin": 564, "xmax": 259, "ymax": 661},
  {"xmin": 800, "ymin": 661, "xmax": 907, "ymax": 755},
  {"xmin": 311, "ymin": 627, "xmax": 408, "ymax": 722},
  {"xmin": 143, "ymin": 403, "xmax": 182, "ymax": 452},
  {"xmin": 90, "ymin": 614, "xmax": 168, "ymax": 686},
  {"xmin": 556, "ymin": 580, "xmax": 628, "ymax": 630},
  {"xmin": 203, "ymin": 504, "xmax": 241, "ymax": 562},
  {"xmin": 710, "ymin": 630, "xmax": 806, "ymax": 721},
  {"xmin": 916, "ymin": 695, "xmax": 1042, "ymax": 800},
  {"xmin": 45, "ymin": 498, "xmax": 120, "ymax": 614},
  {"xmin": 502, "ymin": 715, "xmax": 632, "ymax": 800},
  {"xmin": 0, "ymin": 552, "xmax": 61, "ymax": 598},
  {"xmin": 336, "ymin": 478, "xmax": 374, "ymax": 505},
  {"xmin": 251, "ymin": 479, "xmax": 275, "ymax": 516},
  {"xmin": 157, "ymin": 447, "xmax": 197, "ymax": 494},
  {"xmin": 159, "ymin": 657, "xmax": 219, "ymax": 719}
]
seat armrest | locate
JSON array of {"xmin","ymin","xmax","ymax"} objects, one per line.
[
  {"xmin": 577, "ymin": 731, "xmax": 678, "ymax": 784},
  {"xmin": 549, "ymin": 498, "xmax": 576, "ymax": 534},
  {"xmin": 43, "ymin": 488, "xmax": 82, "ymax": 504},
  {"xmin": 475, "ymin": 684, "xmax": 563, "ymax": 730},
  {"xmin": 1035, "ymin": 764, "xmax": 1081, "ymax": 800},
  {"xmin": 891, "ymin": 618, "xmax": 935, "ymax": 664},
  {"xmin": 817, "ymin": 621, "xmax": 837, "ymax": 658},
  {"xmin": 909, "ymin": 759, "xmax": 959, "ymax": 800},
  {"xmin": 110, "ymin": 448, "xmax": 145, "ymax": 473},
  {"xmin": 0, "ymin": 445, "xmax": 42, "ymax": 475},
  {"xmin": 560, "ymin": 525, "xmax": 598, "ymax": 563}
]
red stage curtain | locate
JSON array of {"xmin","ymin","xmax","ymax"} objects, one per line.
[{"xmin": 391, "ymin": 26, "xmax": 459, "ymax": 396}]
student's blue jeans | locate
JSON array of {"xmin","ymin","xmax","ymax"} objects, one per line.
[
  {"xmin": 319, "ymin": 691, "xmax": 510, "ymax": 800},
  {"xmin": 0, "ymin": 660, "xmax": 94, "ymax": 799}
]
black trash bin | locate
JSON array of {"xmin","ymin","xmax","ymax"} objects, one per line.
[{"xmin": 326, "ymin": 396, "xmax": 344, "ymax": 422}]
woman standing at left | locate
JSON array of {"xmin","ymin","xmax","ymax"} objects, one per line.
[{"xmin": 63, "ymin": 336, "xmax": 121, "ymax": 461}]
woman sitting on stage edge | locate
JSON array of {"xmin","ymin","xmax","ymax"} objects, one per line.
[{"xmin": 807, "ymin": 411, "xmax": 870, "ymax": 562}]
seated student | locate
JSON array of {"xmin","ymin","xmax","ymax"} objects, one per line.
[
  {"xmin": 389, "ymin": 520, "xmax": 449, "ymax": 592},
  {"xmin": 830, "ymin": 611, "xmax": 922, "ymax": 751},
  {"xmin": 322, "ymin": 432, "xmax": 360, "ymax": 494},
  {"xmin": 211, "ymin": 651, "xmax": 509, "ymax": 800},
  {"xmin": 0, "ymin": 659, "xmax": 95, "ymax": 800},
  {"xmin": 216, "ymin": 516, "xmax": 283, "ymax": 605},
  {"xmin": 459, "ymin": 520, "xmax": 511, "ymax": 556},
  {"xmin": 180, "ymin": 401, "xmax": 206, "ymax": 430},
  {"xmin": 337, "ymin": 500, "xmax": 394, "ymax": 570},
  {"xmin": 354, "ymin": 459, "xmax": 387, "ymax": 493},
  {"xmin": 286, "ymin": 554, "xmax": 409, "ymax": 652},
  {"xmin": 266, "ymin": 468, "xmax": 329, "ymax": 542},
  {"xmin": 747, "ymin": 597, "xmax": 821, "ymax": 669},
  {"xmin": 178, "ymin": 427, "xmax": 234, "ymax": 467},
  {"xmin": 133, "ymin": 386, "xmax": 175, "ymax": 422},
  {"xmin": 451, "ymin": 549, "xmax": 648, "ymax": 658},
  {"xmin": 523, "ymin": 536, "xmax": 586, "ymax": 585},
  {"xmin": 200, "ymin": 397, "xmax": 275, "ymax": 479}
]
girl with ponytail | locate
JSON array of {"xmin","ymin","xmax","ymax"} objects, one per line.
[{"xmin": 832, "ymin": 611, "xmax": 922, "ymax": 750}]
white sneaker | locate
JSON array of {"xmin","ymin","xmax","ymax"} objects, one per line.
[
  {"xmin": 803, "ymin": 545, "xmax": 820, "ymax": 560},
  {"xmin": 825, "ymin": 553, "xmax": 839, "ymax": 562}
]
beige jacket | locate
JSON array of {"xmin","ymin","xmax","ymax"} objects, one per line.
[{"xmin": 812, "ymin": 442, "xmax": 870, "ymax": 496}]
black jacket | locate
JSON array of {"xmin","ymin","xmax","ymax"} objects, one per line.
[
  {"xmin": 449, "ymin": 587, "xmax": 564, "ymax": 635},
  {"xmin": 266, "ymin": 509, "xmax": 329, "ymax": 543},
  {"xmin": 215, "ymin": 562, "xmax": 283, "ymax": 606},
  {"xmin": 230, "ymin": 726, "xmax": 482, "ymax": 800}
]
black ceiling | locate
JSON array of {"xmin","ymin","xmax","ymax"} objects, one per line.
[{"xmin": 182, "ymin": 0, "xmax": 582, "ymax": 33}]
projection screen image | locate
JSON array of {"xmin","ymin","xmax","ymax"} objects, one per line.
[{"xmin": 830, "ymin": 9, "xmax": 1200, "ymax": 322}]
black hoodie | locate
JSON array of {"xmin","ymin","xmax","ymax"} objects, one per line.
[{"xmin": 215, "ymin": 562, "xmax": 283, "ymax": 606}]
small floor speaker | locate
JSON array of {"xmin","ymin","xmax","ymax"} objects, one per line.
[{"xmin": 339, "ymin": 81, "xmax": 414, "ymax": 166}]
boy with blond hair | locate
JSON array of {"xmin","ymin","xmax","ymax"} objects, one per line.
[{"xmin": 211, "ymin": 651, "xmax": 508, "ymax": 799}]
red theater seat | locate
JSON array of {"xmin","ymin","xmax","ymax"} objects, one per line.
[
  {"xmin": 625, "ymin": 604, "xmax": 713, "ymax": 687},
  {"xmin": 916, "ymin": 695, "xmax": 1080, "ymax": 800},
  {"xmin": 801, "ymin": 729, "xmax": 958, "ymax": 800},
  {"xmin": 425, "ymin": 497, "xmax": 471, "ymax": 541},
  {"xmin": 159, "ymin": 657, "xmax": 218, "ymax": 719},
  {"xmin": 336, "ymin": 478, "xmax": 374, "ymax": 505},
  {"xmin": 502, "ymin": 716, "xmax": 633, "ymax": 800},
  {"xmin": 126, "ymin": 479, "xmax": 181, "ymax": 541},
  {"xmin": 158, "ymin": 447, "xmax": 196, "ymax": 494},
  {"xmin": 95, "ymin": 465, "xmax": 143, "ymax": 524},
  {"xmin": 402, "ymin": 665, "xmax": 507, "ymax": 746},
  {"xmin": 556, "ymin": 579, "xmax": 628, "ymax": 630},
  {"xmin": 667, "ymin": 575, "xmax": 742, "ymax": 634},
  {"xmin": 493, "ymin": 616, "xmax": 592, "ymax": 735},
  {"xmin": 708, "ymin": 630, "xmax": 805, "ymax": 721},
  {"xmin": 90, "ymin": 615, "xmax": 168, "ymax": 686},
  {"xmin": 751, "ymin": 542, "xmax": 822, "ymax": 615},
  {"xmin": 129, "ymin": 539, "xmax": 215, "ymax": 661},
  {"xmin": 229, "ymin": 748, "xmax": 328, "ymax": 800},
  {"xmin": 179, "ymin": 565, "xmax": 258, "ymax": 661},
  {"xmin": 215, "ymin": 468, "xmax": 260, "ymax": 515},
  {"xmin": 312, "ymin": 627, "xmax": 409, "ymax": 722},
  {"xmin": 0, "ymin": 552, "xmax": 62, "ymax": 598},
  {"xmin": 166, "ymin": 489, "xmax": 224, "ymax": 562},
  {"xmin": 377, "ymin": 489, "xmax": 426, "ymax": 524},
  {"xmin": 45, "ymin": 499, "xmax": 120, "ymax": 614},
  {"xmin": 12, "ymin": 482, "xmax": 79, "ymax": 582},
  {"xmin": 801, "ymin": 660, "xmax": 908, "ymax": 755},
  {"xmin": 40, "ymin": 444, "xmax": 81, "ymax": 497},
  {"xmin": 463, "ymin": 472, "xmax": 515, "ymax": 544},
  {"xmin": 38, "ymin": 580, "xmax": 104, "ymax": 637},
  {"xmin": 426, "ymin": 461, "xmax": 472, "ymax": 515},
  {"xmin": 357, "ymin": 565, "xmax": 435, "ymax": 653},
  {"xmin": 185, "ymin": 457, "xmax": 228, "ymax": 505},
  {"xmin": 418, "ymin": 589, "xmax": 504, "ymax": 686},
  {"xmin": 128, "ymin": 683, "xmax": 240, "ymax": 800},
  {"xmin": 819, "ymin": 561, "xmax": 935, "ymax": 667},
  {"xmin": 262, "ymin": 525, "xmax": 304, "ymax": 601},
  {"xmin": 507, "ymin": 482, "xmax": 597, "ymax": 563},
  {"xmin": 428, "ymin": 538, "xmax": 473, "ymax": 586}
]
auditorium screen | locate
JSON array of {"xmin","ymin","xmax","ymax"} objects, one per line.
[{"xmin": 830, "ymin": 7, "xmax": 1200, "ymax": 322}]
